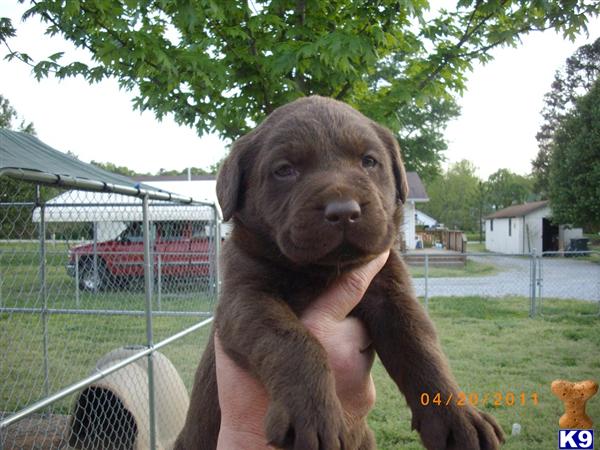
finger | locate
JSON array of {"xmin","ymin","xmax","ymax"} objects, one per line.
[{"xmin": 304, "ymin": 250, "xmax": 390, "ymax": 323}]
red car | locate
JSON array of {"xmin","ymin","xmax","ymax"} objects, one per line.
[{"xmin": 67, "ymin": 220, "xmax": 214, "ymax": 291}]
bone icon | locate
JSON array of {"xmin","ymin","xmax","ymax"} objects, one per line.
[{"xmin": 551, "ymin": 379, "xmax": 598, "ymax": 429}]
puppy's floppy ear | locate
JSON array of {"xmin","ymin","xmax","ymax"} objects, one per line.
[
  {"xmin": 371, "ymin": 122, "xmax": 409, "ymax": 204},
  {"xmin": 216, "ymin": 133, "xmax": 255, "ymax": 221}
]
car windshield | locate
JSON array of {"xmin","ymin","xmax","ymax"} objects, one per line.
[
  {"xmin": 192, "ymin": 221, "xmax": 210, "ymax": 238},
  {"xmin": 119, "ymin": 222, "xmax": 144, "ymax": 243},
  {"xmin": 159, "ymin": 222, "xmax": 188, "ymax": 240},
  {"xmin": 117, "ymin": 221, "xmax": 209, "ymax": 242}
]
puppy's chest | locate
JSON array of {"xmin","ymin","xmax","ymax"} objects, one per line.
[{"xmin": 276, "ymin": 273, "xmax": 332, "ymax": 315}]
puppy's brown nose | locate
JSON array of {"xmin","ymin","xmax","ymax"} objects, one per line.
[{"xmin": 324, "ymin": 200, "xmax": 361, "ymax": 224}]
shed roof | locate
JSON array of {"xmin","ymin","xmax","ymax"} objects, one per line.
[
  {"xmin": 134, "ymin": 174, "xmax": 216, "ymax": 182},
  {"xmin": 485, "ymin": 200, "xmax": 549, "ymax": 219},
  {"xmin": 32, "ymin": 190, "xmax": 214, "ymax": 223}
]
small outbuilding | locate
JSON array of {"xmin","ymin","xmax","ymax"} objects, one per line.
[{"xmin": 484, "ymin": 200, "xmax": 583, "ymax": 254}]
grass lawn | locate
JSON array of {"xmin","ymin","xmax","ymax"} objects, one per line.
[
  {"xmin": 2, "ymin": 241, "xmax": 599, "ymax": 449},
  {"xmin": 369, "ymin": 296, "xmax": 600, "ymax": 450},
  {"xmin": 3, "ymin": 296, "xmax": 598, "ymax": 450},
  {"xmin": 408, "ymin": 258, "xmax": 498, "ymax": 278},
  {"xmin": 467, "ymin": 241, "xmax": 487, "ymax": 253},
  {"xmin": 0, "ymin": 242, "xmax": 216, "ymax": 415}
]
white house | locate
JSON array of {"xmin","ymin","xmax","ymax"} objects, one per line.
[
  {"xmin": 136, "ymin": 172, "xmax": 430, "ymax": 250},
  {"xmin": 401, "ymin": 173, "xmax": 429, "ymax": 250},
  {"xmin": 485, "ymin": 200, "xmax": 583, "ymax": 254},
  {"xmin": 415, "ymin": 209, "xmax": 438, "ymax": 228}
]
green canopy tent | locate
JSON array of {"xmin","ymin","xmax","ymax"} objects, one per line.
[{"xmin": 0, "ymin": 128, "xmax": 187, "ymax": 200}]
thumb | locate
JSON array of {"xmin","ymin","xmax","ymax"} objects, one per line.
[{"xmin": 304, "ymin": 250, "xmax": 390, "ymax": 324}]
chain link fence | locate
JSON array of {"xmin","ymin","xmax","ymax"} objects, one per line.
[
  {"xmin": 537, "ymin": 250, "xmax": 600, "ymax": 317},
  {"xmin": 2, "ymin": 167, "xmax": 599, "ymax": 449},
  {"xmin": 1, "ymin": 173, "xmax": 219, "ymax": 449},
  {"xmin": 406, "ymin": 250, "xmax": 600, "ymax": 317}
]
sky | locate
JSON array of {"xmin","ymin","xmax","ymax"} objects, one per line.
[{"xmin": 1, "ymin": 2, "xmax": 599, "ymax": 179}]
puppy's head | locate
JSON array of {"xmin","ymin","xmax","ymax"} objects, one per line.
[{"xmin": 217, "ymin": 96, "xmax": 408, "ymax": 267}]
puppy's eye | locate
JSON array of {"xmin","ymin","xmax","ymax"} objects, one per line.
[
  {"xmin": 362, "ymin": 155, "xmax": 378, "ymax": 169},
  {"xmin": 273, "ymin": 163, "xmax": 298, "ymax": 179}
]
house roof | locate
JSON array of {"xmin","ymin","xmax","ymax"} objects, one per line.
[
  {"xmin": 406, "ymin": 172, "xmax": 428, "ymax": 201},
  {"xmin": 135, "ymin": 172, "xmax": 430, "ymax": 202},
  {"xmin": 485, "ymin": 200, "xmax": 549, "ymax": 220}
]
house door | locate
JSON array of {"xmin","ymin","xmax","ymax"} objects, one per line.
[{"xmin": 542, "ymin": 218, "xmax": 559, "ymax": 252}]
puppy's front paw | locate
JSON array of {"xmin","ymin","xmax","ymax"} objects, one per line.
[
  {"xmin": 265, "ymin": 395, "xmax": 348, "ymax": 450},
  {"xmin": 412, "ymin": 404, "xmax": 504, "ymax": 450}
]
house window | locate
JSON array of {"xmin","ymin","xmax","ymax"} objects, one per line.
[
  {"xmin": 490, "ymin": 219, "xmax": 494, "ymax": 231},
  {"xmin": 508, "ymin": 218, "xmax": 512, "ymax": 236}
]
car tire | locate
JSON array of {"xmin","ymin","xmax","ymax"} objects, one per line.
[{"xmin": 79, "ymin": 258, "xmax": 107, "ymax": 292}]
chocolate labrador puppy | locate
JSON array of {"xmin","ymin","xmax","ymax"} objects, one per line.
[{"xmin": 175, "ymin": 96, "xmax": 504, "ymax": 450}]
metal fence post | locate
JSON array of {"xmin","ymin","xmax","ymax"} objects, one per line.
[
  {"xmin": 529, "ymin": 249, "xmax": 537, "ymax": 318},
  {"xmin": 0, "ymin": 263, "xmax": 3, "ymax": 308},
  {"xmin": 536, "ymin": 252, "xmax": 544, "ymax": 316},
  {"xmin": 157, "ymin": 253, "xmax": 162, "ymax": 312},
  {"xmin": 75, "ymin": 253, "xmax": 80, "ymax": 307},
  {"xmin": 37, "ymin": 186, "xmax": 50, "ymax": 397},
  {"xmin": 92, "ymin": 221, "xmax": 98, "ymax": 292},
  {"xmin": 424, "ymin": 254, "xmax": 429, "ymax": 312},
  {"xmin": 214, "ymin": 206, "xmax": 221, "ymax": 300},
  {"xmin": 142, "ymin": 194, "xmax": 157, "ymax": 450}
]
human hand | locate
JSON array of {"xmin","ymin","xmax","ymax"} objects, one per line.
[{"xmin": 216, "ymin": 251, "xmax": 390, "ymax": 449}]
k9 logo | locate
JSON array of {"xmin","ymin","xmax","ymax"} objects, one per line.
[{"xmin": 559, "ymin": 429, "xmax": 594, "ymax": 449}]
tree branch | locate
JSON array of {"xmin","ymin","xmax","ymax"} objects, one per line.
[{"xmin": 417, "ymin": 1, "xmax": 496, "ymax": 91}]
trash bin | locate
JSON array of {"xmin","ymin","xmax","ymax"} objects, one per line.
[{"xmin": 565, "ymin": 238, "xmax": 589, "ymax": 257}]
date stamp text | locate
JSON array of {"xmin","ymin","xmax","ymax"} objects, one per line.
[{"xmin": 419, "ymin": 391, "xmax": 539, "ymax": 408}]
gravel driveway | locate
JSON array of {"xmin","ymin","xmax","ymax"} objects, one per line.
[{"xmin": 411, "ymin": 255, "xmax": 600, "ymax": 302}]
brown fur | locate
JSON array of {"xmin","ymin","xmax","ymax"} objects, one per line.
[{"xmin": 175, "ymin": 96, "xmax": 504, "ymax": 450}]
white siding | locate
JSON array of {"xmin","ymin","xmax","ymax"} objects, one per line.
[
  {"xmin": 560, "ymin": 226, "xmax": 583, "ymax": 249},
  {"xmin": 523, "ymin": 206, "xmax": 549, "ymax": 253},
  {"xmin": 402, "ymin": 201, "xmax": 417, "ymax": 250},
  {"xmin": 485, "ymin": 217, "xmax": 521, "ymax": 254},
  {"xmin": 485, "ymin": 205, "xmax": 585, "ymax": 254},
  {"xmin": 415, "ymin": 210, "xmax": 437, "ymax": 228}
]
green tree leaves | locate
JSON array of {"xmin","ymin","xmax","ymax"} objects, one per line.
[
  {"xmin": 532, "ymin": 37, "xmax": 600, "ymax": 195},
  {"xmin": 548, "ymin": 79, "xmax": 600, "ymax": 229},
  {"xmin": 420, "ymin": 160, "xmax": 482, "ymax": 232},
  {"xmin": 2, "ymin": 1, "xmax": 599, "ymax": 177},
  {"xmin": 0, "ymin": 94, "xmax": 36, "ymax": 134},
  {"xmin": 531, "ymin": 37, "xmax": 600, "ymax": 229},
  {"xmin": 485, "ymin": 169, "xmax": 534, "ymax": 211}
]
